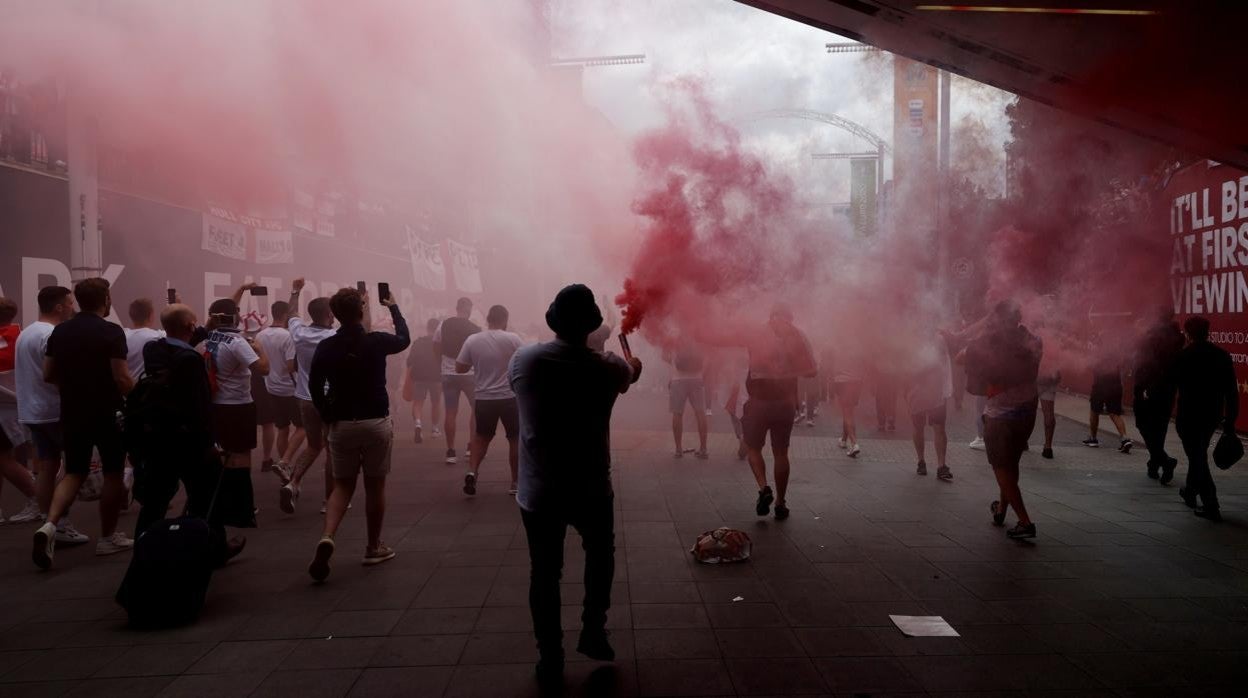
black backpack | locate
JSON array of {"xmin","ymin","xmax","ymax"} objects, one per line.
[{"xmin": 123, "ymin": 366, "xmax": 178, "ymax": 461}]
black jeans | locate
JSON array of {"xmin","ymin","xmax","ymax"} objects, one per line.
[
  {"xmin": 134, "ymin": 446, "xmax": 226, "ymax": 558},
  {"xmin": 1134, "ymin": 386, "xmax": 1174, "ymax": 467},
  {"xmin": 1178, "ymin": 421, "xmax": 1219, "ymax": 510},
  {"xmin": 520, "ymin": 496, "xmax": 615, "ymax": 658}
]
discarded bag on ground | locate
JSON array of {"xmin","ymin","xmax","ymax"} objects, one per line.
[{"xmin": 690, "ymin": 527, "xmax": 751, "ymax": 564}]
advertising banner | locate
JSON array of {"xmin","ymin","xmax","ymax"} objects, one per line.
[
  {"xmin": 1164, "ymin": 160, "xmax": 1248, "ymax": 428},
  {"xmin": 405, "ymin": 225, "xmax": 447, "ymax": 291},
  {"xmin": 892, "ymin": 56, "xmax": 939, "ymax": 188},
  {"xmin": 447, "ymin": 239, "xmax": 482, "ymax": 294},
  {"xmin": 850, "ymin": 157, "xmax": 878, "ymax": 237}
]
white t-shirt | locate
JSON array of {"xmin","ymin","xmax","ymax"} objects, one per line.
[
  {"xmin": 199, "ymin": 329, "xmax": 260, "ymax": 405},
  {"xmin": 457, "ymin": 329, "xmax": 524, "ymax": 400},
  {"xmin": 289, "ymin": 316, "xmax": 337, "ymax": 401},
  {"xmin": 124, "ymin": 327, "xmax": 166, "ymax": 380},
  {"xmin": 256, "ymin": 326, "xmax": 296, "ymax": 397},
  {"xmin": 15, "ymin": 321, "xmax": 59, "ymax": 424}
]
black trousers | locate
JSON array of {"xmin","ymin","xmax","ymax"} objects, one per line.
[
  {"xmin": 1133, "ymin": 386, "xmax": 1174, "ymax": 467},
  {"xmin": 1178, "ymin": 421, "xmax": 1219, "ymax": 510},
  {"xmin": 520, "ymin": 496, "xmax": 615, "ymax": 658},
  {"xmin": 134, "ymin": 446, "xmax": 226, "ymax": 558}
]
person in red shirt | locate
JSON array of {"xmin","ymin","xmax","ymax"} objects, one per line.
[
  {"xmin": 0, "ymin": 297, "xmax": 18, "ymax": 372},
  {"xmin": 1, "ymin": 296, "xmax": 40, "ymax": 523}
]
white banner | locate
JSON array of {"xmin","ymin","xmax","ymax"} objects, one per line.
[
  {"xmin": 201, "ymin": 214, "xmax": 247, "ymax": 260},
  {"xmin": 255, "ymin": 228, "xmax": 294, "ymax": 265},
  {"xmin": 406, "ymin": 225, "xmax": 446, "ymax": 291},
  {"xmin": 315, "ymin": 216, "xmax": 335, "ymax": 238},
  {"xmin": 447, "ymin": 239, "xmax": 482, "ymax": 294}
]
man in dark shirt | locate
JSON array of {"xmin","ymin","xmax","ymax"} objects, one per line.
[
  {"xmin": 509, "ymin": 284, "xmax": 641, "ymax": 685},
  {"xmin": 33, "ymin": 278, "xmax": 136, "ymax": 570},
  {"xmin": 1174, "ymin": 316, "xmax": 1238, "ymax": 522},
  {"xmin": 1133, "ymin": 308, "xmax": 1185, "ymax": 483},
  {"xmin": 307, "ymin": 288, "xmax": 409, "ymax": 581},
  {"xmin": 404, "ymin": 317, "xmax": 443, "ymax": 444},
  {"xmin": 433, "ymin": 298, "xmax": 480, "ymax": 463}
]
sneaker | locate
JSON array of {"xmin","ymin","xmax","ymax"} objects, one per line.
[
  {"xmin": 414, "ymin": 425, "xmax": 423, "ymax": 444},
  {"xmin": 432, "ymin": 427, "xmax": 443, "ymax": 438},
  {"xmin": 309, "ymin": 536, "xmax": 335, "ymax": 582},
  {"xmin": 1146, "ymin": 461, "xmax": 1160, "ymax": 479},
  {"xmin": 446, "ymin": 449, "xmax": 457, "ymax": 465},
  {"xmin": 737, "ymin": 442, "xmax": 748, "ymax": 460},
  {"xmin": 774, "ymin": 503, "xmax": 790, "ymax": 520},
  {"xmin": 1082, "ymin": 437, "xmax": 1100, "ymax": 448},
  {"xmin": 673, "ymin": 450, "xmax": 683, "ymax": 459},
  {"xmin": 936, "ymin": 465, "xmax": 953, "ymax": 481},
  {"xmin": 694, "ymin": 449, "xmax": 709, "ymax": 460},
  {"xmin": 320, "ymin": 502, "xmax": 328, "ymax": 515},
  {"xmin": 846, "ymin": 444, "xmax": 861, "ymax": 458},
  {"xmin": 463, "ymin": 472, "xmax": 477, "ymax": 496},
  {"xmin": 916, "ymin": 460, "xmax": 927, "ymax": 476},
  {"xmin": 508, "ymin": 483, "xmax": 518, "ymax": 495},
  {"xmin": 837, "ymin": 437, "xmax": 847, "ymax": 449},
  {"xmin": 1006, "ymin": 522, "xmax": 1037, "ymax": 539},
  {"xmin": 1160, "ymin": 457, "xmax": 1177, "ymax": 485},
  {"xmin": 272, "ymin": 461, "xmax": 292, "ymax": 484},
  {"xmin": 969, "ymin": 437, "xmax": 986, "ymax": 451},
  {"xmin": 755, "ymin": 486, "xmax": 774, "ymax": 516},
  {"xmin": 705, "ymin": 408, "xmax": 713, "ymax": 417},
  {"xmin": 1180, "ymin": 487, "xmax": 1198, "ymax": 508},
  {"xmin": 261, "ymin": 458, "xmax": 274, "ymax": 472},
  {"xmin": 1041, "ymin": 447, "xmax": 1054, "ymax": 459},
  {"xmin": 805, "ymin": 419, "xmax": 814, "ymax": 428},
  {"xmin": 280, "ymin": 483, "xmax": 298, "ymax": 514},
  {"xmin": 55, "ymin": 521, "xmax": 90, "ymax": 545},
  {"xmin": 8, "ymin": 499, "xmax": 43, "ymax": 524},
  {"xmin": 95, "ymin": 531, "xmax": 134, "ymax": 556},
  {"xmin": 1194, "ymin": 507, "xmax": 1223, "ymax": 522},
  {"xmin": 535, "ymin": 656, "xmax": 565, "ymax": 688},
  {"xmin": 1118, "ymin": 438, "xmax": 1132, "ymax": 454},
  {"xmin": 363, "ymin": 543, "xmax": 396, "ymax": 566},
  {"xmin": 32, "ymin": 522, "xmax": 55, "ymax": 570},
  {"xmin": 576, "ymin": 629, "xmax": 615, "ymax": 661}
]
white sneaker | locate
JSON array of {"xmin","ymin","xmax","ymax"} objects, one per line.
[
  {"xmin": 96, "ymin": 531, "xmax": 135, "ymax": 556},
  {"xmin": 7, "ymin": 499, "xmax": 43, "ymax": 524},
  {"xmin": 969, "ymin": 437, "xmax": 986, "ymax": 451},
  {"xmin": 33, "ymin": 522, "xmax": 56, "ymax": 569},
  {"xmin": 55, "ymin": 521, "xmax": 90, "ymax": 545},
  {"xmin": 705, "ymin": 408, "xmax": 713, "ymax": 417},
  {"xmin": 272, "ymin": 461, "xmax": 292, "ymax": 484},
  {"xmin": 837, "ymin": 437, "xmax": 847, "ymax": 449},
  {"xmin": 432, "ymin": 427, "xmax": 443, "ymax": 437},
  {"xmin": 280, "ymin": 483, "xmax": 299, "ymax": 514},
  {"xmin": 846, "ymin": 444, "xmax": 861, "ymax": 458}
]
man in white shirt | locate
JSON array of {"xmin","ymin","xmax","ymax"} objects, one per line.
[
  {"xmin": 123, "ymin": 298, "xmax": 164, "ymax": 381},
  {"xmin": 255, "ymin": 301, "xmax": 302, "ymax": 481},
  {"xmin": 199, "ymin": 298, "xmax": 268, "ymax": 529},
  {"xmin": 280, "ymin": 278, "xmax": 338, "ymax": 514},
  {"xmin": 456, "ymin": 305, "xmax": 524, "ymax": 496},
  {"xmin": 15, "ymin": 286, "xmax": 89, "ymax": 544}
]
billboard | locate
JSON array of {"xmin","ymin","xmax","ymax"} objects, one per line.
[
  {"xmin": 1164, "ymin": 160, "xmax": 1248, "ymax": 427},
  {"xmin": 849, "ymin": 157, "xmax": 877, "ymax": 237},
  {"xmin": 892, "ymin": 56, "xmax": 938, "ymax": 189}
]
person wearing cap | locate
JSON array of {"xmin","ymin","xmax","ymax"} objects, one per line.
[{"xmin": 509, "ymin": 284, "xmax": 642, "ymax": 686}]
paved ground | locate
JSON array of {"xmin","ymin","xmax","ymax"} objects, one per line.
[{"xmin": 1, "ymin": 389, "xmax": 1247, "ymax": 697}]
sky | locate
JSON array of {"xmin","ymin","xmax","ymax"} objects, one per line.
[{"xmin": 552, "ymin": 0, "xmax": 1016, "ymax": 203}]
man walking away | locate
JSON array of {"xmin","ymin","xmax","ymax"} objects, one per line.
[
  {"xmin": 16, "ymin": 287, "xmax": 86, "ymax": 541},
  {"xmin": 666, "ymin": 341, "xmax": 708, "ymax": 459},
  {"xmin": 510, "ymin": 285, "xmax": 641, "ymax": 686},
  {"xmin": 0, "ymin": 297, "xmax": 40, "ymax": 523},
  {"xmin": 456, "ymin": 305, "xmax": 524, "ymax": 496},
  {"xmin": 1134, "ymin": 308, "xmax": 1185, "ymax": 483},
  {"xmin": 742, "ymin": 305, "xmax": 817, "ymax": 521},
  {"xmin": 256, "ymin": 301, "xmax": 302, "ymax": 482},
  {"xmin": 33, "ymin": 278, "xmax": 135, "ymax": 569},
  {"xmin": 1085, "ymin": 341, "xmax": 1132, "ymax": 453},
  {"xmin": 307, "ymin": 288, "xmax": 409, "ymax": 581},
  {"xmin": 403, "ymin": 318, "xmax": 444, "ymax": 444},
  {"xmin": 908, "ymin": 329, "xmax": 953, "ymax": 481},
  {"xmin": 130, "ymin": 305, "xmax": 241, "ymax": 561},
  {"xmin": 282, "ymin": 279, "xmax": 337, "ymax": 514},
  {"xmin": 1174, "ymin": 316, "xmax": 1237, "ymax": 522},
  {"xmin": 434, "ymin": 298, "xmax": 480, "ymax": 464}
]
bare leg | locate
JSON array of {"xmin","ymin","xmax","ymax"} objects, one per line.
[
  {"xmin": 773, "ymin": 446, "xmax": 790, "ymax": 505},
  {"xmin": 1109, "ymin": 414, "xmax": 1128, "ymax": 440},
  {"xmin": 322, "ymin": 476, "xmax": 357, "ymax": 539},
  {"xmin": 840, "ymin": 396, "xmax": 858, "ymax": 445},
  {"xmin": 992, "ymin": 464, "xmax": 1031, "ymax": 525},
  {"xmin": 1089, "ymin": 411, "xmax": 1100, "ymax": 439},
  {"xmin": 911, "ymin": 414, "xmax": 926, "ymax": 462},
  {"xmin": 695, "ymin": 411, "xmax": 709, "ymax": 452},
  {"xmin": 46, "ymin": 472, "xmax": 84, "ymax": 526},
  {"xmin": 276, "ymin": 426, "xmax": 291, "ymax": 459},
  {"xmin": 430, "ymin": 388, "xmax": 443, "ymax": 428},
  {"xmin": 34, "ymin": 457, "xmax": 57, "ymax": 515},
  {"xmin": 468, "ymin": 433, "xmax": 490, "ymax": 474},
  {"xmin": 1041, "ymin": 400, "xmax": 1056, "ymax": 449},
  {"xmin": 99, "ymin": 472, "xmax": 125, "ymax": 537},
  {"xmin": 282, "ymin": 427, "xmax": 306, "ymax": 463},
  {"xmin": 291, "ymin": 443, "xmax": 321, "ymax": 487},
  {"xmin": 671, "ymin": 411, "xmax": 683, "ymax": 453},
  {"xmin": 362, "ymin": 476, "xmax": 386, "ymax": 550},
  {"xmin": 445, "ymin": 406, "xmax": 459, "ymax": 453},
  {"xmin": 933, "ymin": 424, "xmax": 948, "ymax": 468},
  {"xmin": 261, "ymin": 424, "xmax": 275, "ymax": 461},
  {"xmin": 0, "ymin": 452, "xmax": 36, "ymax": 498},
  {"xmin": 507, "ymin": 437, "xmax": 519, "ymax": 487},
  {"xmin": 746, "ymin": 448, "xmax": 769, "ymax": 490}
]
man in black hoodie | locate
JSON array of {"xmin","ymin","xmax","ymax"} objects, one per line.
[
  {"xmin": 1132, "ymin": 308, "xmax": 1185, "ymax": 483},
  {"xmin": 1174, "ymin": 316, "xmax": 1238, "ymax": 522},
  {"xmin": 130, "ymin": 304, "xmax": 236, "ymax": 561}
]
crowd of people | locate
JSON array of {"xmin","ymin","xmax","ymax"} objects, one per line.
[{"xmin": 0, "ymin": 278, "xmax": 1240, "ymax": 686}]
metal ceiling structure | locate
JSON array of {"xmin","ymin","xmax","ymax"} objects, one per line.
[
  {"xmin": 734, "ymin": 0, "xmax": 1248, "ymax": 170},
  {"xmin": 739, "ymin": 109, "xmax": 891, "ymax": 153}
]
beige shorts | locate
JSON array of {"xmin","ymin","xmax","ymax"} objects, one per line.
[{"xmin": 327, "ymin": 416, "xmax": 393, "ymax": 480}]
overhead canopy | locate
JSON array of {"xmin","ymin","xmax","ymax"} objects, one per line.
[{"xmin": 736, "ymin": 1, "xmax": 1248, "ymax": 170}]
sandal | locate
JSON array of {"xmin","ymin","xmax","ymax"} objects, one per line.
[{"xmin": 990, "ymin": 500, "xmax": 1006, "ymax": 527}]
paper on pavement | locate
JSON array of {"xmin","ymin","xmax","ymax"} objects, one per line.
[{"xmin": 889, "ymin": 615, "xmax": 960, "ymax": 637}]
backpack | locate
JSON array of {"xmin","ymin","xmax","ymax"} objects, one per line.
[{"xmin": 124, "ymin": 366, "xmax": 179, "ymax": 460}]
